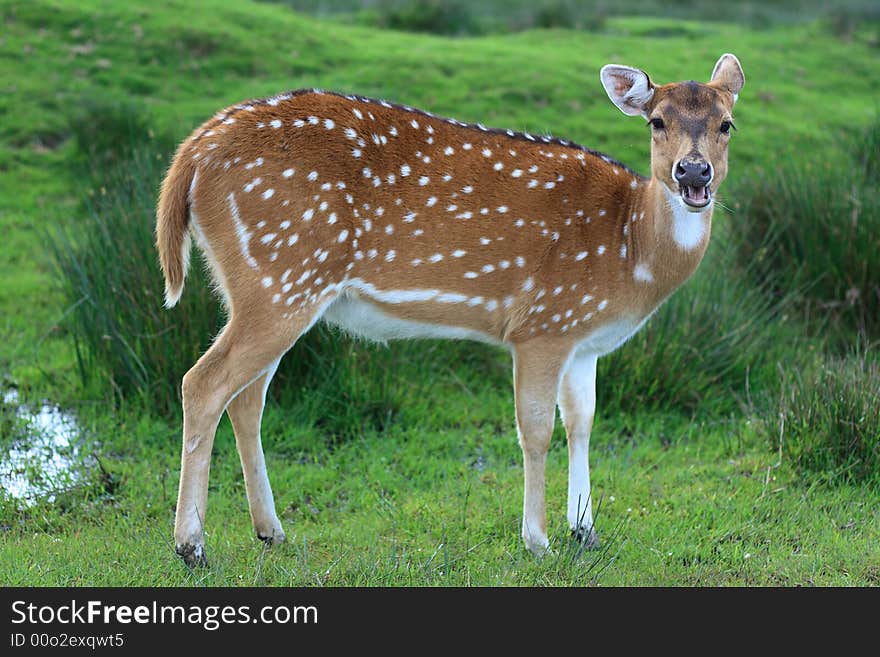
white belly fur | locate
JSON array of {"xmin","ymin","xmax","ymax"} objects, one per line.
[
  {"xmin": 575, "ymin": 316, "xmax": 651, "ymax": 356},
  {"xmin": 323, "ymin": 291, "xmax": 651, "ymax": 357},
  {"xmin": 321, "ymin": 294, "xmax": 502, "ymax": 346}
]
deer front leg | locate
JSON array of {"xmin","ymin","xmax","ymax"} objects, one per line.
[
  {"xmin": 558, "ymin": 351, "xmax": 600, "ymax": 549},
  {"xmin": 513, "ymin": 342, "xmax": 567, "ymax": 556},
  {"xmin": 226, "ymin": 361, "xmax": 285, "ymax": 545}
]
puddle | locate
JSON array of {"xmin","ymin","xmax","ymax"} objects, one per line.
[{"xmin": 1, "ymin": 389, "xmax": 91, "ymax": 506}]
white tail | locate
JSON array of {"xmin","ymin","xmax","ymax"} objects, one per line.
[{"xmin": 159, "ymin": 54, "xmax": 745, "ymax": 565}]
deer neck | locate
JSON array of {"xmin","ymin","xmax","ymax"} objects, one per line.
[{"xmin": 626, "ymin": 177, "xmax": 713, "ymax": 304}]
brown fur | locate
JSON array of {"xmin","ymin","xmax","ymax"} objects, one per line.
[{"xmin": 156, "ymin": 141, "xmax": 197, "ymax": 307}]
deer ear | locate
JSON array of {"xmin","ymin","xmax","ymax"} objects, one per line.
[
  {"xmin": 600, "ymin": 65, "xmax": 654, "ymax": 118},
  {"xmin": 709, "ymin": 53, "xmax": 745, "ymax": 103}
]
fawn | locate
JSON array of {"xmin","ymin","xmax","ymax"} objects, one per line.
[{"xmin": 157, "ymin": 54, "xmax": 744, "ymax": 566}]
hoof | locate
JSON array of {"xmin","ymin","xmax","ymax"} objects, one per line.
[
  {"xmin": 176, "ymin": 543, "xmax": 208, "ymax": 568},
  {"xmin": 256, "ymin": 528, "xmax": 286, "ymax": 545},
  {"xmin": 523, "ymin": 535, "xmax": 551, "ymax": 558},
  {"xmin": 572, "ymin": 526, "xmax": 600, "ymax": 551}
]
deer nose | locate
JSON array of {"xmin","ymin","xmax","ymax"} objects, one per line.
[{"xmin": 674, "ymin": 159, "xmax": 712, "ymax": 187}]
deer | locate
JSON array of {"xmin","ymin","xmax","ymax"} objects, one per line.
[{"xmin": 156, "ymin": 53, "xmax": 744, "ymax": 567}]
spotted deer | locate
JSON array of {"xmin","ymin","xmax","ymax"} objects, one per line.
[{"xmin": 157, "ymin": 54, "xmax": 744, "ymax": 566}]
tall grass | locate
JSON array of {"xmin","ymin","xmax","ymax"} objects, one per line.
[
  {"xmin": 733, "ymin": 120, "xmax": 880, "ymax": 484},
  {"xmin": 734, "ymin": 120, "xmax": 880, "ymax": 347},
  {"xmin": 599, "ymin": 214, "xmax": 794, "ymax": 418},
  {"xmin": 50, "ymin": 146, "xmax": 224, "ymax": 416},
  {"xmin": 766, "ymin": 350, "xmax": 880, "ymax": 485}
]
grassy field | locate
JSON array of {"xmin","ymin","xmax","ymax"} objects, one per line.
[{"xmin": 0, "ymin": 0, "xmax": 878, "ymax": 586}]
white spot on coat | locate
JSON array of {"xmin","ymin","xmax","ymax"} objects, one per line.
[
  {"xmin": 227, "ymin": 192, "xmax": 258, "ymax": 269},
  {"xmin": 634, "ymin": 263, "xmax": 654, "ymax": 282}
]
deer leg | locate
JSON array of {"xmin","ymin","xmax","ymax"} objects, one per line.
[
  {"xmin": 174, "ymin": 310, "xmax": 316, "ymax": 568},
  {"xmin": 558, "ymin": 352, "xmax": 600, "ymax": 549},
  {"xmin": 513, "ymin": 342, "xmax": 567, "ymax": 556},
  {"xmin": 226, "ymin": 360, "xmax": 285, "ymax": 545}
]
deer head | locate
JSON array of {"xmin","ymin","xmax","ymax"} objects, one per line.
[{"xmin": 601, "ymin": 53, "xmax": 745, "ymax": 213}]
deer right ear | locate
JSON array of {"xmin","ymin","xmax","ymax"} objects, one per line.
[{"xmin": 600, "ymin": 65, "xmax": 654, "ymax": 118}]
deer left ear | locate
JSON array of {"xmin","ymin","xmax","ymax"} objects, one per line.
[
  {"xmin": 709, "ymin": 53, "xmax": 745, "ymax": 103},
  {"xmin": 600, "ymin": 65, "xmax": 655, "ymax": 118}
]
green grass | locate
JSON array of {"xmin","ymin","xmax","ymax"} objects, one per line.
[
  {"xmin": 764, "ymin": 350, "xmax": 880, "ymax": 486},
  {"xmin": 2, "ymin": 409, "xmax": 878, "ymax": 585},
  {"xmin": 269, "ymin": 0, "xmax": 880, "ymax": 36},
  {"xmin": 1, "ymin": 0, "xmax": 879, "ymax": 585},
  {"xmin": 735, "ymin": 120, "xmax": 880, "ymax": 346},
  {"xmin": 0, "ymin": 406, "xmax": 880, "ymax": 586}
]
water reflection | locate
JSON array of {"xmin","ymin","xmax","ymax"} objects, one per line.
[{"xmin": 1, "ymin": 390, "xmax": 86, "ymax": 505}]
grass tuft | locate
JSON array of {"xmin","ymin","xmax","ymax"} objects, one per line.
[
  {"xmin": 734, "ymin": 119, "xmax": 880, "ymax": 346},
  {"xmin": 767, "ymin": 350, "xmax": 880, "ymax": 485},
  {"xmin": 49, "ymin": 145, "xmax": 223, "ymax": 415}
]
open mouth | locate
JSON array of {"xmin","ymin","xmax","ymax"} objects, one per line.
[{"xmin": 680, "ymin": 184, "xmax": 712, "ymax": 208}]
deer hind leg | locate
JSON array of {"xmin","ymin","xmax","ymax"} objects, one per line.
[
  {"xmin": 174, "ymin": 303, "xmax": 328, "ymax": 567},
  {"xmin": 513, "ymin": 341, "xmax": 567, "ymax": 556},
  {"xmin": 558, "ymin": 352, "xmax": 600, "ymax": 550},
  {"xmin": 226, "ymin": 361, "xmax": 285, "ymax": 545}
]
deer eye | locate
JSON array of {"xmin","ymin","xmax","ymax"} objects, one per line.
[
  {"xmin": 648, "ymin": 117, "xmax": 665, "ymax": 130},
  {"xmin": 720, "ymin": 120, "xmax": 734, "ymax": 134}
]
